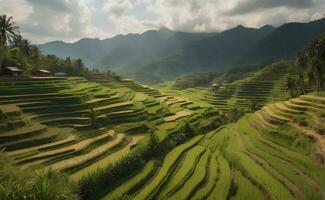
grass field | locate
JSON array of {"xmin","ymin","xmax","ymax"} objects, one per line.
[
  {"xmin": 1, "ymin": 71, "xmax": 325, "ymax": 200},
  {"xmin": 0, "ymin": 76, "xmax": 216, "ymax": 184},
  {"xmin": 100, "ymin": 93, "xmax": 325, "ymax": 200}
]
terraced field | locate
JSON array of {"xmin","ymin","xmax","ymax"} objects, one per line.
[
  {"xmin": 102, "ymin": 93, "xmax": 325, "ymax": 200},
  {"xmin": 1, "ymin": 74, "xmax": 324, "ymax": 200},
  {"xmin": 0, "ymin": 76, "xmax": 219, "ymax": 181},
  {"xmin": 203, "ymin": 61, "xmax": 294, "ymax": 110},
  {"xmin": 158, "ymin": 61, "xmax": 295, "ymax": 112},
  {"xmin": 88, "ymin": 73, "xmax": 163, "ymax": 97}
]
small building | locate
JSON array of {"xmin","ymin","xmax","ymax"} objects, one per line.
[
  {"xmin": 211, "ymin": 83, "xmax": 220, "ymax": 91},
  {"xmin": 54, "ymin": 72, "xmax": 67, "ymax": 76},
  {"xmin": 0, "ymin": 66, "xmax": 23, "ymax": 76},
  {"xmin": 34, "ymin": 69, "xmax": 52, "ymax": 77}
]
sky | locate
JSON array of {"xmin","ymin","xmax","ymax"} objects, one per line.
[{"xmin": 0, "ymin": 0, "xmax": 324, "ymax": 44}]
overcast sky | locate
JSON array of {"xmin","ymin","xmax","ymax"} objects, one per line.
[{"xmin": 0, "ymin": 0, "xmax": 324, "ymax": 44}]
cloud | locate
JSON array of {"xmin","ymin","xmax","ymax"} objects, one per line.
[
  {"xmin": 103, "ymin": 0, "xmax": 133, "ymax": 17},
  {"xmin": 0, "ymin": 0, "xmax": 33, "ymax": 22},
  {"xmin": 102, "ymin": 0, "xmax": 159, "ymax": 34},
  {"xmin": 147, "ymin": 0, "xmax": 325, "ymax": 32},
  {"xmin": 27, "ymin": 0, "xmax": 72, "ymax": 13},
  {"xmin": 227, "ymin": 0, "xmax": 314, "ymax": 15},
  {"xmin": 1, "ymin": 0, "xmax": 110, "ymax": 44},
  {"xmin": 1, "ymin": 0, "xmax": 324, "ymax": 44}
]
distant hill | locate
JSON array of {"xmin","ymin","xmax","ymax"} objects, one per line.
[
  {"xmin": 40, "ymin": 18, "xmax": 325, "ymax": 83},
  {"xmin": 40, "ymin": 28, "xmax": 217, "ymax": 70},
  {"xmin": 245, "ymin": 18, "xmax": 325, "ymax": 64}
]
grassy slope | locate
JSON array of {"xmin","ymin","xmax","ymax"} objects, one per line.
[
  {"xmin": 113, "ymin": 93, "xmax": 325, "ymax": 200},
  {"xmin": 2, "ymin": 73, "xmax": 325, "ymax": 200}
]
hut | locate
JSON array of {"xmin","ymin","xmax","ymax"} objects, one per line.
[
  {"xmin": 211, "ymin": 83, "xmax": 220, "ymax": 91},
  {"xmin": 0, "ymin": 66, "xmax": 23, "ymax": 76},
  {"xmin": 34, "ymin": 69, "xmax": 52, "ymax": 77}
]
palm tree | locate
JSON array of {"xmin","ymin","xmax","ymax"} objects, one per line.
[
  {"xmin": 29, "ymin": 45, "xmax": 42, "ymax": 69},
  {"xmin": 0, "ymin": 15, "xmax": 19, "ymax": 72},
  {"xmin": 17, "ymin": 39, "xmax": 32, "ymax": 71},
  {"xmin": 11, "ymin": 34, "xmax": 23, "ymax": 47},
  {"xmin": 0, "ymin": 15, "xmax": 19, "ymax": 46}
]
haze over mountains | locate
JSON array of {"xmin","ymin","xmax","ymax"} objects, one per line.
[{"xmin": 40, "ymin": 18, "xmax": 325, "ymax": 83}]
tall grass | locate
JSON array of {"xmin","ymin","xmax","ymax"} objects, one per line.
[{"xmin": 0, "ymin": 153, "xmax": 79, "ymax": 200}]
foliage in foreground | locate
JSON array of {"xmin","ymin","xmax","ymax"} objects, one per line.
[{"xmin": 0, "ymin": 153, "xmax": 79, "ymax": 200}]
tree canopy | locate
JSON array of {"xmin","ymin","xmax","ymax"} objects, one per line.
[{"xmin": 0, "ymin": 14, "xmax": 90, "ymax": 76}]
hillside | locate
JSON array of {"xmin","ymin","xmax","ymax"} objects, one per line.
[
  {"xmin": 2, "ymin": 4, "xmax": 325, "ymax": 200},
  {"xmin": 40, "ymin": 28, "xmax": 218, "ymax": 71},
  {"xmin": 1, "ymin": 64, "xmax": 324, "ymax": 199},
  {"xmin": 107, "ymin": 92, "xmax": 325, "ymax": 200},
  {"xmin": 0, "ymin": 76, "xmax": 221, "ymax": 181},
  {"xmin": 158, "ymin": 60, "xmax": 295, "ymax": 111},
  {"xmin": 40, "ymin": 18, "xmax": 325, "ymax": 82}
]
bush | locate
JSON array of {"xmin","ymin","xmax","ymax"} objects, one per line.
[
  {"xmin": 173, "ymin": 72, "xmax": 219, "ymax": 89},
  {"xmin": 0, "ymin": 153, "xmax": 79, "ymax": 200},
  {"xmin": 78, "ymin": 134, "xmax": 161, "ymax": 200}
]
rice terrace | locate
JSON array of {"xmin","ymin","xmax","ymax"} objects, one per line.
[{"xmin": 0, "ymin": 1, "xmax": 325, "ymax": 200}]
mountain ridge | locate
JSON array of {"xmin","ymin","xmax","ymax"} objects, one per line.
[{"xmin": 39, "ymin": 18, "xmax": 325, "ymax": 82}]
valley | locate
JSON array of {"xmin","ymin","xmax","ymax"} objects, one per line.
[
  {"xmin": 0, "ymin": 9, "xmax": 324, "ymax": 200},
  {"xmin": 1, "ymin": 61, "xmax": 325, "ymax": 199}
]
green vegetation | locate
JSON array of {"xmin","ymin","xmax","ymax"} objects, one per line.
[
  {"xmin": 96, "ymin": 93, "xmax": 325, "ymax": 200},
  {"xmin": 231, "ymin": 171, "xmax": 264, "ymax": 200},
  {"xmin": 0, "ymin": 15, "xmax": 110, "ymax": 77},
  {"xmin": 174, "ymin": 72, "xmax": 219, "ymax": 89},
  {"xmin": 101, "ymin": 160, "xmax": 156, "ymax": 200},
  {"xmin": 1, "ymin": 13, "xmax": 325, "ymax": 200},
  {"xmin": 0, "ymin": 153, "xmax": 79, "ymax": 200},
  {"xmin": 40, "ymin": 17, "xmax": 325, "ymax": 83}
]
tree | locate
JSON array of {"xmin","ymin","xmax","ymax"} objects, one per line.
[
  {"xmin": 75, "ymin": 58, "xmax": 84, "ymax": 71},
  {"xmin": 0, "ymin": 15, "xmax": 19, "ymax": 72},
  {"xmin": 305, "ymin": 35, "xmax": 325, "ymax": 92},
  {"xmin": 29, "ymin": 45, "xmax": 42, "ymax": 68},
  {"xmin": 295, "ymin": 53, "xmax": 307, "ymax": 94},
  {"xmin": 11, "ymin": 34, "xmax": 23, "ymax": 47},
  {"xmin": 17, "ymin": 39, "xmax": 32, "ymax": 71},
  {"xmin": 286, "ymin": 76, "xmax": 301, "ymax": 98},
  {"xmin": 248, "ymin": 99, "xmax": 258, "ymax": 112},
  {"xmin": 0, "ymin": 15, "xmax": 18, "ymax": 46}
]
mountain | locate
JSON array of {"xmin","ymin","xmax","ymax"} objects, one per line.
[
  {"xmin": 181, "ymin": 24, "xmax": 276, "ymax": 68},
  {"xmin": 245, "ymin": 18, "xmax": 325, "ymax": 63},
  {"xmin": 40, "ymin": 28, "xmax": 218, "ymax": 69},
  {"xmin": 40, "ymin": 18, "xmax": 325, "ymax": 83}
]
